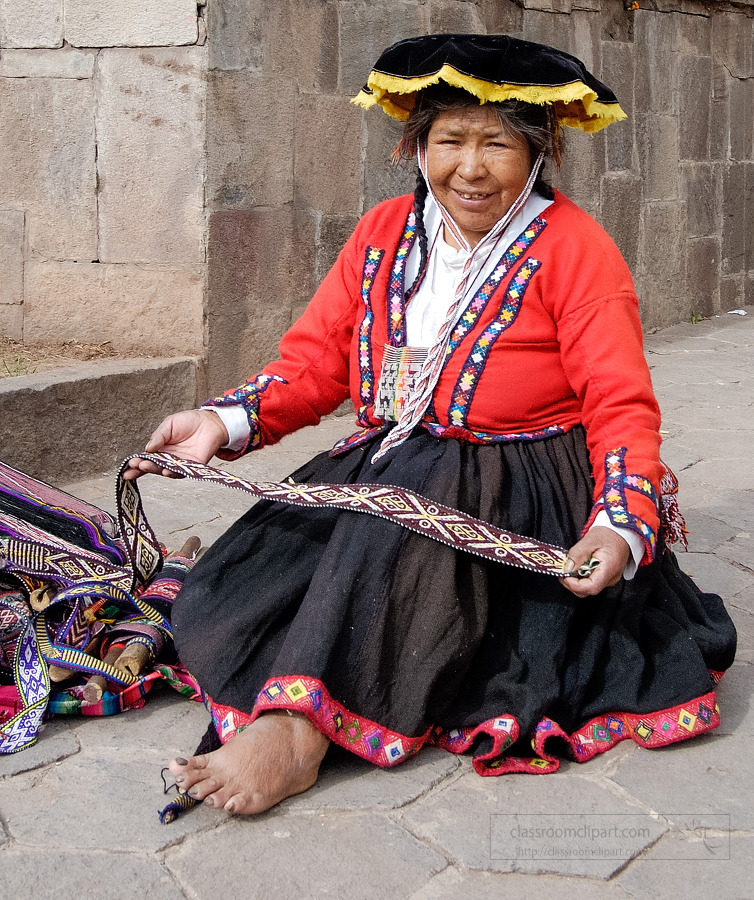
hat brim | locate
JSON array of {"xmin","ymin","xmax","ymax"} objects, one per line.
[{"xmin": 351, "ymin": 35, "xmax": 627, "ymax": 133}]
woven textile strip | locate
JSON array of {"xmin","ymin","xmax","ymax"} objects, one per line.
[{"xmin": 121, "ymin": 452, "xmax": 572, "ymax": 577}]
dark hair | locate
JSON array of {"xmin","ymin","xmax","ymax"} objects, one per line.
[{"xmin": 401, "ymin": 84, "xmax": 562, "ymax": 297}]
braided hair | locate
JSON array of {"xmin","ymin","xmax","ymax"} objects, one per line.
[{"xmin": 407, "ymin": 168, "xmax": 430, "ymax": 300}]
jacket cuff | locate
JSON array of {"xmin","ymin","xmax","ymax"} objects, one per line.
[{"xmin": 202, "ymin": 374, "xmax": 287, "ymax": 459}]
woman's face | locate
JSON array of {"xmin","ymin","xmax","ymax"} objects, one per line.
[{"xmin": 425, "ymin": 105, "xmax": 533, "ymax": 247}]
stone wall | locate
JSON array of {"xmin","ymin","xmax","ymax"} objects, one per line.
[
  {"xmin": 2, "ymin": 0, "xmax": 753, "ymax": 402},
  {"xmin": 205, "ymin": 0, "xmax": 754, "ymax": 394},
  {"xmin": 0, "ymin": 1, "xmax": 207, "ymax": 359}
]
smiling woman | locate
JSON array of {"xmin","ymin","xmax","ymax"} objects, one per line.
[{"xmin": 125, "ymin": 33, "xmax": 735, "ymax": 819}]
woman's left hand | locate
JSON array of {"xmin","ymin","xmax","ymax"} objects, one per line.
[{"xmin": 561, "ymin": 526, "xmax": 631, "ymax": 597}]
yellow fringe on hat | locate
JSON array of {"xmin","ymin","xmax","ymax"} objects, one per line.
[{"xmin": 351, "ymin": 64, "xmax": 626, "ymax": 133}]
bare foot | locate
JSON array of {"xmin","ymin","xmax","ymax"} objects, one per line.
[{"xmin": 168, "ymin": 710, "xmax": 329, "ymax": 814}]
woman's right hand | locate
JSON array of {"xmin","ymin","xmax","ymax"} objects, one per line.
[{"xmin": 123, "ymin": 409, "xmax": 230, "ymax": 480}]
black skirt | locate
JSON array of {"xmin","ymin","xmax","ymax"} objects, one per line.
[{"xmin": 172, "ymin": 427, "xmax": 736, "ymax": 774}]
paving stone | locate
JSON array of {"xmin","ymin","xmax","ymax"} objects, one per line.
[
  {"xmin": 0, "ymin": 722, "xmax": 79, "ymax": 777},
  {"xmin": 65, "ymin": 0, "xmax": 198, "ymax": 48},
  {"xmin": 617, "ymin": 834, "xmax": 754, "ymax": 900},
  {"xmin": 1, "ymin": 748, "xmax": 222, "ymax": 850},
  {"xmin": 24, "ymin": 262, "xmax": 204, "ymax": 356},
  {"xmin": 677, "ymin": 553, "xmax": 752, "ymax": 600},
  {"xmin": 717, "ymin": 534, "xmax": 754, "ymax": 578},
  {"xmin": 714, "ymin": 664, "xmax": 754, "ymax": 736},
  {"xmin": 0, "ymin": 0, "xmax": 62, "ymax": 49},
  {"xmin": 0, "ymin": 849, "xmax": 188, "ymax": 898},
  {"xmin": 96, "ymin": 47, "xmax": 206, "ymax": 265},
  {"xmin": 678, "ymin": 510, "xmax": 739, "ymax": 554},
  {"xmin": 68, "ymin": 687, "xmax": 210, "ymax": 755},
  {"xmin": 410, "ymin": 865, "xmax": 633, "ymax": 899},
  {"xmin": 398, "ymin": 771, "xmax": 667, "ymax": 878},
  {"xmin": 0, "ymin": 208, "xmax": 23, "ymax": 306},
  {"xmin": 285, "ymin": 746, "xmax": 460, "ymax": 812},
  {"xmin": 0, "ymin": 77, "xmax": 96, "ymax": 260},
  {"xmin": 610, "ymin": 732, "xmax": 754, "ymax": 831},
  {"xmin": 166, "ymin": 812, "xmax": 447, "ymax": 898},
  {"xmin": 207, "ymin": 71, "xmax": 295, "ymax": 210},
  {"xmin": 0, "ymin": 47, "xmax": 95, "ymax": 78}
]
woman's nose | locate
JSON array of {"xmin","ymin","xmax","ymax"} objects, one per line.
[{"xmin": 456, "ymin": 146, "xmax": 487, "ymax": 180}]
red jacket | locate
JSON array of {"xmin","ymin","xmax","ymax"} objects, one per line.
[{"xmin": 206, "ymin": 191, "xmax": 664, "ymax": 560}]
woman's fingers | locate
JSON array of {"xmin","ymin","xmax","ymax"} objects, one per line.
[{"xmin": 562, "ymin": 526, "xmax": 630, "ymax": 597}]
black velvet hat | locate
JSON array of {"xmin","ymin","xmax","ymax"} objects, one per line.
[{"xmin": 352, "ymin": 33, "xmax": 626, "ymax": 133}]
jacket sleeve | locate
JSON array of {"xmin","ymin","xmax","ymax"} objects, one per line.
[
  {"xmin": 202, "ymin": 224, "xmax": 364, "ymax": 459},
  {"xmin": 547, "ymin": 226, "xmax": 664, "ymax": 563}
]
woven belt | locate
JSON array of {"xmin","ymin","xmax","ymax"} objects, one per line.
[{"xmin": 120, "ymin": 452, "xmax": 593, "ymax": 579}]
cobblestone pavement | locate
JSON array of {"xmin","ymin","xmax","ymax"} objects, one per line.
[{"xmin": 1, "ymin": 311, "xmax": 752, "ymax": 899}]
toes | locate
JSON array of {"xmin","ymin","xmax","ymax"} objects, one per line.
[{"xmin": 186, "ymin": 776, "xmax": 220, "ymax": 801}]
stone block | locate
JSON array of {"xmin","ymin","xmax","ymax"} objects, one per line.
[
  {"xmin": 0, "ymin": 47, "xmax": 95, "ymax": 78},
  {"xmin": 721, "ymin": 163, "xmax": 747, "ymax": 276},
  {"xmin": 746, "ymin": 162, "xmax": 754, "ymax": 270},
  {"xmin": 523, "ymin": 0, "xmax": 571, "ymax": 11},
  {"xmin": 571, "ymin": 10, "xmax": 601, "ymax": 77},
  {"xmin": 0, "ymin": 849, "xmax": 185, "ymax": 899},
  {"xmin": 23, "ymin": 262, "xmax": 204, "ymax": 356},
  {"xmin": 685, "ymin": 236, "xmax": 720, "ymax": 318},
  {"xmin": 600, "ymin": 2, "xmax": 634, "ymax": 44},
  {"xmin": 206, "ymin": 0, "xmax": 262, "ymax": 70},
  {"xmin": 718, "ymin": 275, "xmax": 743, "ymax": 312},
  {"xmin": 428, "ymin": 0, "xmax": 485, "ymax": 32},
  {"xmin": 338, "ymin": 0, "xmax": 427, "ymax": 96},
  {"xmin": 0, "ymin": 0, "xmax": 62, "ymax": 49},
  {"xmin": 478, "ymin": 0, "xmax": 523, "ymax": 34},
  {"xmin": 207, "ymin": 71, "xmax": 294, "ymax": 211},
  {"xmin": 0, "ymin": 209, "xmax": 24, "ymax": 305},
  {"xmin": 599, "ymin": 174, "xmax": 642, "ymax": 272},
  {"xmin": 729, "ymin": 77, "xmax": 754, "ymax": 162},
  {"xmin": 65, "ymin": 0, "xmax": 198, "ymax": 48},
  {"xmin": 678, "ymin": 54, "xmax": 711, "ymax": 161},
  {"xmin": 96, "ymin": 48, "xmax": 206, "ymax": 265},
  {"xmin": 0, "ymin": 78, "xmax": 96, "ymax": 260},
  {"xmin": 553, "ymin": 128, "xmax": 605, "ymax": 217},
  {"xmin": 637, "ymin": 115, "xmax": 679, "ymax": 201},
  {"xmin": 0, "ymin": 301, "xmax": 23, "ymax": 340},
  {"xmin": 676, "ymin": 8, "xmax": 711, "ymax": 56},
  {"xmin": 316, "ymin": 213, "xmax": 360, "ymax": 286},
  {"xmin": 0, "ymin": 357, "xmax": 199, "ymax": 482},
  {"xmin": 634, "ymin": 10, "xmax": 677, "ymax": 115},
  {"xmin": 638, "ymin": 202, "xmax": 684, "ymax": 325},
  {"xmin": 293, "ymin": 93, "xmax": 362, "ymax": 215},
  {"xmin": 363, "ymin": 111, "xmax": 417, "ymax": 212},
  {"xmin": 522, "ymin": 11, "xmax": 575, "ymax": 55},
  {"xmin": 206, "ymin": 209, "xmax": 316, "ymax": 394},
  {"xmin": 602, "ymin": 40, "xmax": 635, "ymax": 173},
  {"xmin": 398, "ymin": 770, "xmax": 667, "ymax": 878},
  {"xmin": 167, "ymin": 813, "xmax": 446, "ymax": 897},
  {"xmin": 291, "ymin": 0, "xmax": 339, "ymax": 93},
  {"xmin": 712, "ymin": 10, "xmax": 753, "ymax": 79},
  {"xmin": 681, "ymin": 162, "xmax": 721, "ymax": 237}
]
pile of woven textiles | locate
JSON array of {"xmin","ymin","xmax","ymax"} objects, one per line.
[{"xmin": 0, "ymin": 458, "xmax": 200, "ymax": 754}]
